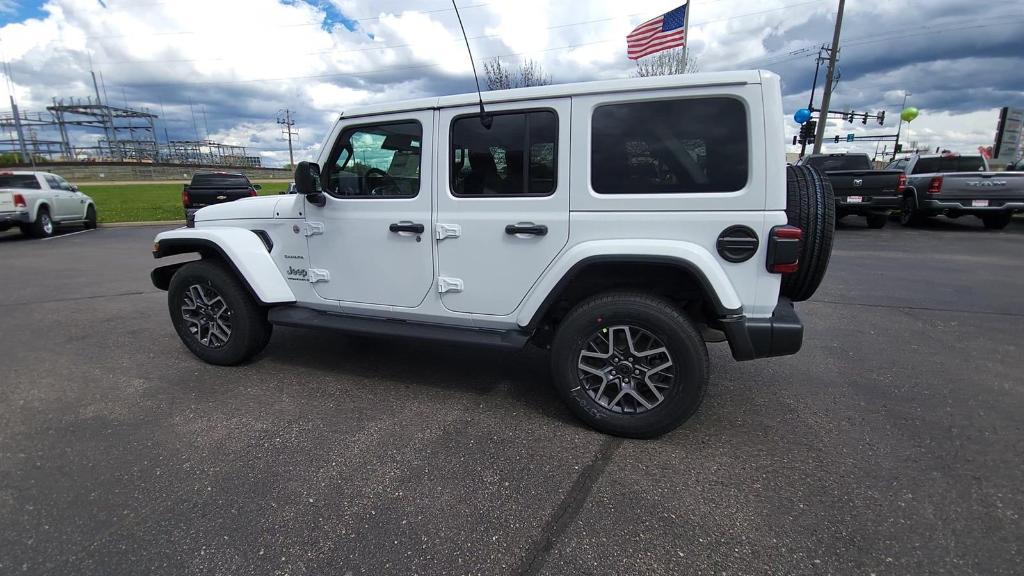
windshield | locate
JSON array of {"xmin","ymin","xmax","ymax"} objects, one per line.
[
  {"xmin": 912, "ymin": 156, "xmax": 986, "ymax": 174},
  {"xmin": 0, "ymin": 174, "xmax": 41, "ymax": 189},
  {"xmin": 804, "ymin": 155, "xmax": 870, "ymax": 171}
]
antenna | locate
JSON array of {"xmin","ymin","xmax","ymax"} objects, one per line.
[{"xmin": 451, "ymin": 0, "xmax": 491, "ymax": 128}]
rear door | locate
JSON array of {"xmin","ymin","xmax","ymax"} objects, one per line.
[{"xmin": 435, "ymin": 99, "xmax": 570, "ymax": 316}]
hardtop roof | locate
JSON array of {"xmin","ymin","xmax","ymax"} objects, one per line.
[{"xmin": 340, "ymin": 69, "xmax": 768, "ymax": 119}]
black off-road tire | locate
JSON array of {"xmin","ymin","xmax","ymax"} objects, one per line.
[
  {"xmin": 899, "ymin": 195, "xmax": 926, "ymax": 227},
  {"xmin": 28, "ymin": 207, "xmax": 54, "ymax": 238},
  {"xmin": 550, "ymin": 292, "xmax": 709, "ymax": 439},
  {"xmin": 781, "ymin": 165, "xmax": 835, "ymax": 302},
  {"xmin": 83, "ymin": 205, "xmax": 97, "ymax": 229},
  {"xmin": 981, "ymin": 213, "xmax": 1012, "ymax": 230},
  {"xmin": 167, "ymin": 260, "xmax": 272, "ymax": 366},
  {"xmin": 866, "ymin": 212, "xmax": 888, "ymax": 229}
]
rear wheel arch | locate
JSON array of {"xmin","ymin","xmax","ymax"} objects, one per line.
[{"xmin": 525, "ymin": 256, "xmax": 738, "ymax": 337}]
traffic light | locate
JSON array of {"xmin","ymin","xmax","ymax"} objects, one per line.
[
  {"xmin": 792, "ymin": 136, "xmax": 798, "ymax": 145},
  {"xmin": 834, "ymin": 135, "xmax": 840, "ymax": 143},
  {"xmin": 848, "ymin": 110, "xmax": 855, "ymax": 123},
  {"xmin": 877, "ymin": 110, "xmax": 885, "ymax": 125},
  {"xmin": 895, "ymin": 143, "xmax": 903, "ymax": 152},
  {"xmin": 861, "ymin": 113, "xmax": 868, "ymax": 124},
  {"xmin": 799, "ymin": 119, "xmax": 816, "ymax": 143}
]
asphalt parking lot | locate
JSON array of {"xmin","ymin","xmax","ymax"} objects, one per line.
[{"xmin": 1, "ymin": 217, "xmax": 1022, "ymax": 575}]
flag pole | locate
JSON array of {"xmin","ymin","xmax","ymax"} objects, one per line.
[{"xmin": 682, "ymin": 0, "xmax": 691, "ymax": 68}]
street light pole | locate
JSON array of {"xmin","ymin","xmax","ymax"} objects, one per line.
[
  {"xmin": 812, "ymin": 0, "xmax": 845, "ymax": 154},
  {"xmin": 800, "ymin": 48, "xmax": 824, "ymax": 159},
  {"xmin": 891, "ymin": 90, "xmax": 910, "ymax": 161}
]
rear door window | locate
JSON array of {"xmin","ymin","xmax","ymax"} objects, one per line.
[
  {"xmin": 912, "ymin": 156, "xmax": 986, "ymax": 174},
  {"xmin": 192, "ymin": 173, "xmax": 251, "ymax": 187},
  {"xmin": 451, "ymin": 110, "xmax": 557, "ymax": 196},
  {"xmin": 591, "ymin": 97, "xmax": 748, "ymax": 194}
]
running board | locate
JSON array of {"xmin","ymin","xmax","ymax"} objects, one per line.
[{"xmin": 267, "ymin": 306, "xmax": 530, "ymax": 350}]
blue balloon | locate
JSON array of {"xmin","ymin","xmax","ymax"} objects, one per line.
[{"xmin": 794, "ymin": 108, "xmax": 812, "ymax": 124}]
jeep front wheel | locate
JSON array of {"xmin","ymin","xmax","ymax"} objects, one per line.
[
  {"xmin": 550, "ymin": 292, "xmax": 708, "ymax": 438},
  {"xmin": 167, "ymin": 260, "xmax": 272, "ymax": 365}
]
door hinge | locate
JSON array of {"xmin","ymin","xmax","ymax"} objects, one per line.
[
  {"xmin": 435, "ymin": 223, "xmax": 461, "ymax": 240},
  {"xmin": 303, "ymin": 222, "xmax": 325, "ymax": 236},
  {"xmin": 307, "ymin": 268, "xmax": 330, "ymax": 283},
  {"xmin": 437, "ymin": 276, "xmax": 463, "ymax": 293}
]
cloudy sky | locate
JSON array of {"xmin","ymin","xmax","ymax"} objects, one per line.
[{"xmin": 1, "ymin": 0, "xmax": 1022, "ymax": 167}]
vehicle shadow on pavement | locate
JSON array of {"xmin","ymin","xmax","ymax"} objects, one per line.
[
  {"xmin": 260, "ymin": 326, "xmax": 582, "ymax": 427},
  {"xmin": 0, "ymin": 228, "xmax": 90, "ymax": 243}
]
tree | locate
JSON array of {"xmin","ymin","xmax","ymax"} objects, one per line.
[
  {"xmin": 483, "ymin": 57, "xmax": 551, "ymax": 90},
  {"xmin": 632, "ymin": 48, "xmax": 698, "ymax": 77}
]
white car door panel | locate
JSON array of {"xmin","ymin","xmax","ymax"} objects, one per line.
[
  {"xmin": 305, "ymin": 111, "xmax": 435, "ymax": 308},
  {"xmin": 435, "ymin": 99, "xmax": 571, "ymax": 316}
]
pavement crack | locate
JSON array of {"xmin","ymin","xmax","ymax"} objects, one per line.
[
  {"xmin": 808, "ymin": 299, "xmax": 1024, "ymax": 318},
  {"xmin": 0, "ymin": 290, "xmax": 160, "ymax": 308},
  {"xmin": 516, "ymin": 436, "xmax": 622, "ymax": 576}
]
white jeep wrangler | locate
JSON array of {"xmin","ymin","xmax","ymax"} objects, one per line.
[{"xmin": 151, "ymin": 70, "xmax": 834, "ymax": 438}]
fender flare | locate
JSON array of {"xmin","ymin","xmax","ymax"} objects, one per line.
[
  {"xmin": 30, "ymin": 199, "xmax": 51, "ymax": 222},
  {"xmin": 516, "ymin": 239, "xmax": 744, "ymax": 329},
  {"xmin": 152, "ymin": 227, "xmax": 295, "ymax": 304}
]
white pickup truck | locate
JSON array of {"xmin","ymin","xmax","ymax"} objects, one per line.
[{"xmin": 0, "ymin": 171, "xmax": 97, "ymax": 237}]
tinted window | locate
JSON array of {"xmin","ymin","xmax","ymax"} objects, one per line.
[
  {"xmin": 912, "ymin": 156, "xmax": 986, "ymax": 174},
  {"xmin": 591, "ymin": 97, "xmax": 748, "ymax": 194},
  {"xmin": 0, "ymin": 174, "xmax": 40, "ymax": 189},
  {"xmin": 327, "ymin": 121, "xmax": 421, "ymax": 198},
  {"xmin": 451, "ymin": 110, "xmax": 557, "ymax": 196},
  {"xmin": 192, "ymin": 173, "xmax": 251, "ymax": 187},
  {"xmin": 805, "ymin": 155, "xmax": 870, "ymax": 171}
]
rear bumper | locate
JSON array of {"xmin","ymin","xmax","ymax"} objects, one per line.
[
  {"xmin": 836, "ymin": 195, "xmax": 899, "ymax": 213},
  {"xmin": 719, "ymin": 298, "xmax": 803, "ymax": 361},
  {"xmin": 0, "ymin": 210, "xmax": 31, "ymax": 226},
  {"xmin": 920, "ymin": 199, "xmax": 1024, "ymax": 214}
]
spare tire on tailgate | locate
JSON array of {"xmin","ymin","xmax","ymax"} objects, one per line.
[{"xmin": 781, "ymin": 164, "xmax": 835, "ymax": 302}]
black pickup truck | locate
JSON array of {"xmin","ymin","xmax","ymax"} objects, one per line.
[
  {"xmin": 796, "ymin": 153, "xmax": 903, "ymax": 228},
  {"xmin": 182, "ymin": 172, "xmax": 261, "ymax": 223}
]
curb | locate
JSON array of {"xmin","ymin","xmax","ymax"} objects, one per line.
[{"xmin": 99, "ymin": 220, "xmax": 185, "ymax": 228}]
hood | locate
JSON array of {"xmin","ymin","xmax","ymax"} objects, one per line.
[{"xmin": 194, "ymin": 195, "xmax": 281, "ymax": 222}]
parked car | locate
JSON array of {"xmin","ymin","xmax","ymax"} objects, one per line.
[
  {"xmin": 796, "ymin": 153, "xmax": 902, "ymax": 228},
  {"xmin": 182, "ymin": 171, "xmax": 261, "ymax": 224},
  {"xmin": 150, "ymin": 70, "xmax": 836, "ymax": 438},
  {"xmin": 886, "ymin": 153, "xmax": 1024, "ymax": 229},
  {"xmin": 0, "ymin": 171, "xmax": 97, "ymax": 237}
]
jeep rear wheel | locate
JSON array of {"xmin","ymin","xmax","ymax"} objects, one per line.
[
  {"xmin": 781, "ymin": 165, "xmax": 835, "ymax": 302},
  {"xmin": 550, "ymin": 292, "xmax": 708, "ymax": 438},
  {"xmin": 167, "ymin": 260, "xmax": 272, "ymax": 365}
]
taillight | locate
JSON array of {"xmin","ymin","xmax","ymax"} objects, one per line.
[
  {"xmin": 767, "ymin": 225, "xmax": 802, "ymax": 274},
  {"xmin": 249, "ymin": 187, "xmax": 258, "ymax": 197},
  {"xmin": 182, "ymin": 186, "xmax": 191, "ymax": 207},
  {"xmin": 927, "ymin": 176, "xmax": 943, "ymax": 194},
  {"xmin": 13, "ymin": 193, "xmax": 26, "ymax": 208},
  {"xmin": 896, "ymin": 173, "xmax": 906, "ymax": 193}
]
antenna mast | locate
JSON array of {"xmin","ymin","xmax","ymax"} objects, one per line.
[{"xmin": 451, "ymin": 0, "xmax": 491, "ymax": 128}]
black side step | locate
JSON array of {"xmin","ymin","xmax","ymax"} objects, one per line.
[{"xmin": 267, "ymin": 306, "xmax": 530, "ymax": 350}]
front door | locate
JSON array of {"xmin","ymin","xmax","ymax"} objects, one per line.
[
  {"xmin": 306, "ymin": 111, "xmax": 434, "ymax": 308},
  {"xmin": 435, "ymin": 100, "xmax": 571, "ymax": 316},
  {"xmin": 44, "ymin": 174, "xmax": 79, "ymax": 219}
]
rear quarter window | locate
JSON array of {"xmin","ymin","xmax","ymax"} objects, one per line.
[{"xmin": 590, "ymin": 97, "xmax": 748, "ymax": 194}]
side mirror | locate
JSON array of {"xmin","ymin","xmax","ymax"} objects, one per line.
[
  {"xmin": 70, "ymin": 185, "xmax": 79, "ymax": 192},
  {"xmin": 252, "ymin": 183, "xmax": 262, "ymax": 190},
  {"xmin": 294, "ymin": 161, "xmax": 326, "ymax": 207}
]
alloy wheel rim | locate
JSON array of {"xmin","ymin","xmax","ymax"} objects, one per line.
[
  {"xmin": 577, "ymin": 325, "xmax": 675, "ymax": 414},
  {"xmin": 41, "ymin": 214, "xmax": 52, "ymax": 234},
  {"xmin": 181, "ymin": 283, "xmax": 232, "ymax": 348}
]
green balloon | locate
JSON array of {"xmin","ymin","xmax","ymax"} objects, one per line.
[{"xmin": 901, "ymin": 107, "xmax": 919, "ymax": 122}]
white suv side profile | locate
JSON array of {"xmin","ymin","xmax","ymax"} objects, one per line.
[{"xmin": 151, "ymin": 71, "xmax": 835, "ymax": 437}]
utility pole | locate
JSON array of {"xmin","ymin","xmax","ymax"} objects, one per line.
[
  {"xmin": 277, "ymin": 109, "xmax": 297, "ymax": 169},
  {"xmin": 891, "ymin": 90, "xmax": 911, "ymax": 161},
  {"xmin": 812, "ymin": 0, "xmax": 845, "ymax": 154},
  {"xmin": 800, "ymin": 46, "xmax": 826, "ymax": 158}
]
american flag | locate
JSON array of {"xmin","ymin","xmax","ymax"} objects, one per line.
[{"xmin": 627, "ymin": 3, "xmax": 688, "ymax": 60}]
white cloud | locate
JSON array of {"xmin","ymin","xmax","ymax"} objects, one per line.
[{"xmin": 0, "ymin": 0, "xmax": 1019, "ymax": 166}]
